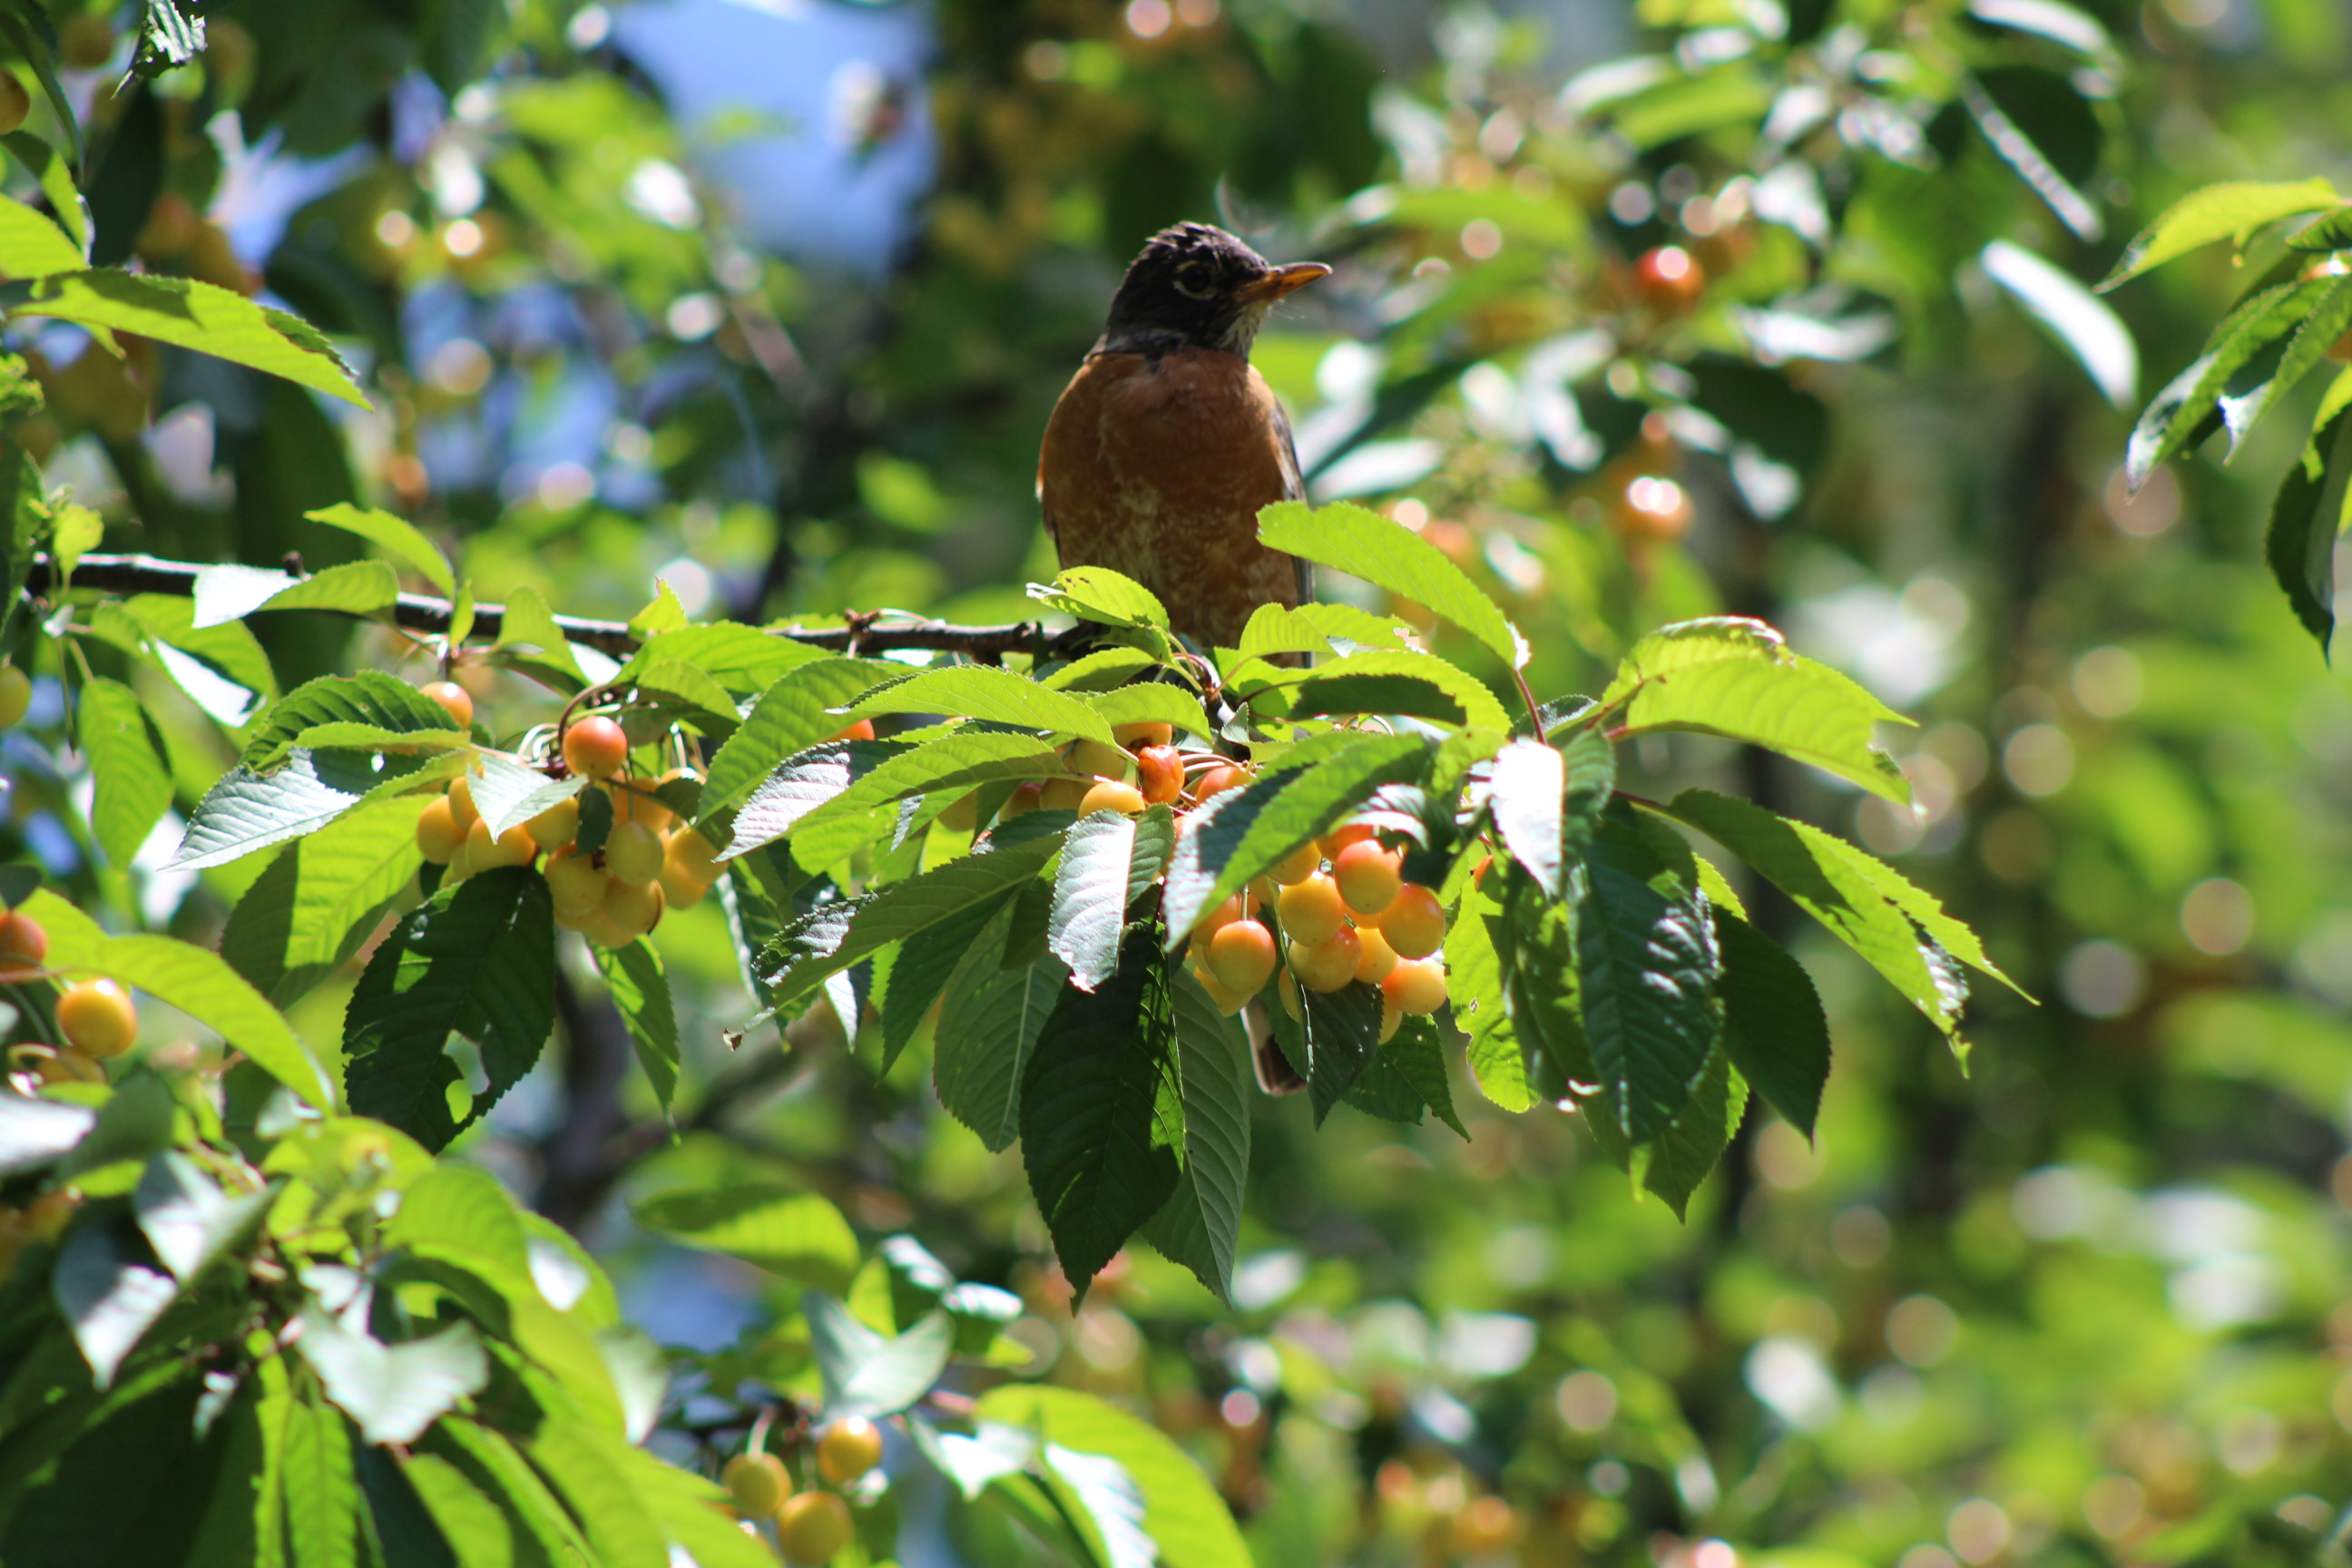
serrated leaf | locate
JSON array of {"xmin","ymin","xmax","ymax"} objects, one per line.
[
  {"xmin": 172, "ymin": 748, "xmax": 462, "ymax": 872},
  {"xmin": 305, "ymin": 504, "xmax": 454, "ymax": 596},
  {"xmin": 110, "ymin": 593, "xmax": 279, "ymax": 717},
  {"xmin": 22, "ymin": 890, "xmax": 337, "ymax": 1110},
  {"xmin": 1382, "ymin": 1015, "xmax": 1467, "ymax": 1138},
  {"xmin": 240, "ymin": 671, "xmax": 461, "ymax": 772},
  {"xmin": 1578, "ymin": 841, "xmax": 1720, "ymax": 1147},
  {"xmin": 400, "ymin": 1451, "xmax": 526, "ymax": 1568},
  {"xmin": 466, "ymin": 752, "xmax": 582, "ymax": 839},
  {"xmin": 722, "ymin": 738, "xmax": 897, "ymax": 859},
  {"xmin": 2, "ymin": 132, "xmax": 89, "ymax": 254},
  {"xmin": 775, "ymin": 730, "xmax": 1066, "ymax": 870},
  {"xmin": 1051, "ymin": 810, "xmax": 1145, "ymax": 993},
  {"xmin": 1083, "ymin": 681, "xmax": 1215, "ymax": 740},
  {"xmin": 1716, "ymin": 911, "xmax": 1829, "ymax": 1138},
  {"xmin": 299, "ymin": 1311, "xmax": 487, "ymax": 1446},
  {"xmin": 343, "ymin": 867, "xmax": 556, "ymax": 1151},
  {"xmin": 1042, "ymin": 647, "xmax": 1160, "ymax": 691},
  {"xmin": 1033, "ymin": 566, "xmax": 1170, "ymax": 630},
  {"xmin": 1161, "ymin": 730, "xmax": 1430, "ymax": 946},
  {"xmin": 697, "ymin": 658, "xmax": 897, "ymax": 825},
  {"xmin": 628, "ymin": 657, "xmax": 740, "ymax": 735},
  {"xmin": 488, "ymin": 583, "xmax": 585, "ymax": 686},
  {"xmin": 621, "ymin": 622, "xmax": 832, "ymax": 695},
  {"xmin": 2225, "ymin": 274, "xmax": 2352, "ymax": 456},
  {"xmin": 1259, "ymin": 499, "xmax": 1522, "ymax": 668},
  {"xmin": 53, "ymin": 1215, "xmax": 178, "ymax": 1387},
  {"xmin": 15, "ymin": 268, "xmax": 368, "ymax": 407},
  {"xmin": 878, "ymin": 890, "xmax": 1014, "ymax": 1072},
  {"xmin": 132, "ymin": 1151, "xmax": 269, "ymax": 1283},
  {"xmin": 1140, "ymin": 967, "xmax": 1251, "ymax": 1302},
  {"xmin": 1444, "ymin": 880, "xmax": 1532, "ymax": 1111},
  {"xmin": 804, "ymin": 1292, "xmax": 955, "ymax": 1418},
  {"xmin": 975, "ymin": 1385, "xmax": 1251, "ymax": 1568},
  {"xmin": 760, "ymin": 827, "xmax": 1065, "ymax": 1009},
  {"xmin": 1637, "ymin": 1046, "xmax": 1747, "ymax": 1218},
  {"xmin": 1232, "ymin": 603, "xmax": 1336, "ymax": 660},
  {"xmin": 1488, "ymin": 738, "xmax": 1566, "ymax": 898},
  {"xmin": 2128, "ymin": 279, "xmax": 2332, "ymax": 486},
  {"xmin": 76, "ymin": 675, "xmax": 172, "ymax": 868},
  {"xmin": 632, "ymin": 1185, "xmax": 858, "ymax": 1289},
  {"xmin": 839, "ymin": 664, "xmax": 1117, "ymax": 742},
  {"xmin": 2099, "ymin": 178, "xmax": 2341, "ymax": 289},
  {"xmin": 283, "ymin": 1393, "xmax": 361, "ymax": 1568},
  {"xmin": 594, "ymin": 939, "xmax": 678, "ymax": 1113},
  {"xmin": 2267, "ymin": 407, "xmax": 2352, "ymax": 653},
  {"xmin": 0, "ymin": 193, "xmax": 87, "ymax": 278},
  {"xmin": 936, "ymin": 903, "xmax": 1066, "ymax": 1152},
  {"xmin": 1599, "ymin": 617, "xmax": 1912, "ymax": 803},
  {"xmin": 190, "ymin": 560, "xmax": 403, "ymax": 628},
  {"xmin": 1662, "ymin": 790, "xmax": 2016, "ymax": 1052},
  {"xmin": 1021, "ymin": 929, "xmax": 1181, "ymax": 1295}
]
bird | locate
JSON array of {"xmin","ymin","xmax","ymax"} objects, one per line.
[
  {"xmin": 1038, "ymin": 221, "xmax": 1330, "ymax": 653},
  {"xmin": 1040, "ymin": 223, "xmax": 1331, "ymax": 1096}
]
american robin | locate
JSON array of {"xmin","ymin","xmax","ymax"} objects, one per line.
[
  {"xmin": 1039, "ymin": 221, "xmax": 1330, "ymax": 652},
  {"xmin": 1040, "ymin": 223, "xmax": 1331, "ymax": 1096}
]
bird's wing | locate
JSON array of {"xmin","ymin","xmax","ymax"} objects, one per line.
[{"xmin": 1271, "ymin": 397, "xmax": 1315, "ymax": 607}]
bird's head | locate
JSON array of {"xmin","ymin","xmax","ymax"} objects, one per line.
[{"xmin": 1099, "ymin": 222, "xmax": 1329, "ymax": 358}]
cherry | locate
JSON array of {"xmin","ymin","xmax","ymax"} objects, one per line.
[
  {"xmin": 1068, "ymin": 738, "xmax": 1134, "ymax": 781},
  {"xmin": 415, "ymin": 797, "xmax": 466, "ymax": 864},
  {"xmin": 666, "ymin": 827, "xmax": 721, "ymax": 884},
  {"xmin": 1207, "ymin": 919, "xmax": 1277, "ymax": 995},
  {"xmin": 1632, "ymin": 244, "xmax": 1705, "ymax": 312},
  {"xmin": 544, "ymin": 849, "xmax": 608, "ymax": 919},
  {"xmin": 446, "ymin": 775, "xmax": 480, "ymax": 832},
  {"xmin": 1268, "ymin": 839, "xmax": 1321, "ymax": 885},
  {"xmin": 1002, "ymin": 781, "xmax": 1045, "ymax": 819},
  {"xmin": 1384, "ymin": 959, "xmax": 1447, "ymax": 1015},
  {"xmin": 466, "ymin": 818, "xmax": 536, "ymax": 871},
  {"xmin": 1191, "ymin": 765, "xmax": 1250, "ymax": 802},
  {"xmin": 1352, "ymin": 925, "xmax": 1398, "ymax": 986},
  {"xmin": 603, "ymin": 878, "xmax": 663, "ymax": 937},
  {"xmin": 1113, "ymin": 720, "xmax": 1174, "ymax": 750},
  {"xmin": 524, "ymin": 795, "xmax": 581, "ymax": 851},
  {"xmin": 1289, "ymin": 928, "xmax": 1361, "ymax": 994},
  {"xmin": 829, "ymin": 719, "xmax": 877, "ymax": 743},
  {"xmin": 0, "ymin": 73, "xmax": 27, "ymax": 138},
  {"xmin": 721, "ymin": 1452, "xmax": 789, "ymax": 1518},
  {"xmin": 1380, "ymin": 885, "xmax": 1447, "ymax": 960},
  {"xmin": 603, "ymin": 819, "xmax": 664, "ymax": 887},
  {"xmin": 776, "ymin": 1491, "xmax": 853, "ymax": 1564},
  {"xmin": 1079, "ymin": 779, "xmax": 1147, "ymax": 817},
  {"xmin": 1135, "ymin": 745, "xmax": 1184, "ymax": 805},
  {"xmin": 59, "ymin": 15, "xmax": 113, "ymax": 69},
  {"xmin": 0, "ymin": 665, "xmax": 27, "ymax": 730},
  {"xmin": 1318, "ymin": 822, "xmax": 1376, "ymax": 860},
  {"xmin": 1276, "ymin": 874, "xmax": 1347, "ymax": 946},
  {"xmin": 58, "ymin": 979, "xmax": 137, "ymax": 1059},
  {"xmin": 0, "ymin": 910, "xmax": 49, "ymax": 983},
  {"xmin": 419, "ymin": 681, "xmax": 473, "ymax": 729},
  {"xmin": 1331, "ymin": 841, "xmax": 1403, "ymax": 918},
  {"xmin": 817, "ymin": 1416, "xmax": 885, "ymax": 1485},
  {"xmin": 562, "ymin": 716, "xmax": 629, "ymax": 779}
]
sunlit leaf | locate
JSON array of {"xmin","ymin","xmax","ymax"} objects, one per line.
[
  {"xmin": 633, "ymin": 1185, "xmax": 858, "ymax": 1289},
  {"xmin": 2099, "ymin": 178, "xmax": 2340, "ymax": 289},
  {"xmin": 1259, "ymin": 499, "xmax": 1523, "ymax": 668},
  {"xmin": 304, "ymin": 503, "xmax": 454, "ymax": 596}
]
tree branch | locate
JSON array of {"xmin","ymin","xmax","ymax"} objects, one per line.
[{"xmin": 25, "ymin": 553, "xmax": 1103, "ymax": 662}]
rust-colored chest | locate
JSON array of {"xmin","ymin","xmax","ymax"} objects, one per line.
[{"xmin": 1039, "ymin": 347, "xmax": 1305, "ymax": 651}]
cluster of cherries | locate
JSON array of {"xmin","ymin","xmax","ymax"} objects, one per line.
[
  {"xmin": 988, "ymin": 722, "xmax": 1452, "ymax": 1038},
  {"xmin": 410, "ymin": 683, "xmax": 725, "ymax": 946},
  {"xmin": 0, "ymin": 906, "xmax": 142, "ymax": 1085},
  {"xmin": 719, "ymin": 1415, "xmax": 882, "ymax": 1563}
]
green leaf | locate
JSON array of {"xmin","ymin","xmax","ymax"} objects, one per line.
[
  {"xmin": 2220, "ymin": 274, "xmax": 2352, "ymax": 450},
  {"xmin": 1051, "ymin": 809, "xmax": 1152, "ymax": 992},
  {"xmin": 1661, "ymin": 790, "xmax": 2015, "ymax": 1052},
  {"xmin": 52, "ymin": 1214, "xmax": 178, "ymax": 1387},
  {"xmin": 132, "ymin": 0, "xmax": 205, "ymax": 75},
  {"xmin": 399, "ymin": 1451, "xmax": 526, "ymax": 1568},
  {"xmin": 1599, "ymin": 617, "xmax": 1912, "ymax": 803},
  {"xmin": 104, "ymin": 593, "xmax": 279, "ymax": 720},
  {"xmin": 696, "ymin": 658, "xmax": 897, "ymax": 825},
  {"xmin": 190, "ymin": 559, "xmax": 403, "ymax": 628},
  {"xmin": 2098, "ymin": 178, "xmax": 2341, "ymax": 289},
  {"xmin": 132, "ymin": 1151, "xmax": 268, "ymax": 1282},
  {"xmin": 47, "ymin": 500, "xmax": 98, "ymax": 583},
  {"xmin": 15, "ymin": 269, "xmax": 368, "ymax": 406},
  {"xmin": 171, "ymin": 748, "xmax": 460, "ymax": 874},
  {"xmin": 1258, "ymin": 498, "xmax": 1522, "ymax": 668},
  {"xmin": 1042, "ymin": 647, "xmax": 1160, "ymax": 691},
  {"xmin": 594, "ymin": 939, "xmax": 678, "ymax": 1113},
  {"xmin": 1232, "ymin": 603, "xmax": 1336, "ymax": 660},
  {"xmin": 2, "ymin": 132, "xmax": 89, "ymax": 253},
  {"xmin": 2267, "ymin": 407, "xmax": 2352, "ymax": 652},
  {"xmin": 1277, "ymin": 649, "xmax": 1513, "ymax": 733},
  {"xmin": 1297, "ymin": 978, "xmax": 1386, "ymax": 1124},
  {"xmin": 0, "ymin": 1093, "xmax": 97, "ymax": 1176},
  {"xmin": 514, "ymin": 1408, "xmax": 671, "ymax": 1568},
  {"xmin": 1140, "ymin": 966, "xmax": 1252, "ymax": 1302},
  {"xmin": 2127, "ymin": 279, "xmax": 2332, "ymax": 486},
  {"xmin": 22, "ymin": 889, "xmax": 338, "ymax": 1110},
  {"xmin": 1486, "ymin": 734, "xmax": 1609, "ymax": 899},
  {"xmin": 760, "ymin": 826, "xmax": 1065, "ymax": 1009},
  {"xmin": 936, "ymin": 915, "xmax": 1067, "ymax": 1152},
  {"xmin": 1381, "ymin": 1014, "xmax": 1467, "ymax": 1139},
  {"xmin": 839, "ymin": 664, "xmax": 1117, "ymax": 743},
  {"xmin": 1578, "ymin": 840, "xmax": 1720, "ymax": 1146},
  {"xmin": 1445, "ymin": 880, "xmax": 1533, "ymax": 1111},
  {"xmin": 1161, "ymin": 730, "xmax": 1431, "ymax": 946},
  {"xmin": 283, "ymin": 1395, "xmax": 362, "ymax": 1568},
  {"xmin": 723, "ymin": 737, "xmax": 899, "ymax": 860},
  {"xmin": 426, "ymin": 1421, "xmax": 601, "ymax": 1567},
  {"xmin": 344, "ymin": 867, "xmax": 557, "ymax": 1150},
  {"xmin": 76, "ymin": 676, "xmax": 172, "ymax": 868},
  {"xmin": 1021, "ymin": 929, "xmax": 1181, "ymax": 1295},
  {"xmin": 632, "ymin": 1185, "xmax": 858, "ymax": 1289},
  {"xmin": 975, "ymin": 1385, "xmax": 1251, "ymax": 1568},
  {"xmin": 1033, "ymin": 566, "xmax": 1171, "ymax": 630},
  {"xmin": 1083, "ymin": 681, "xmax": 1215, "ymax": 740},
  {"xmin": 466, "ymin": 752, "xmax": 581, "ymax": 840},
  {"xmin": 383, "ymin": 1163, "xmax": 537, "ymax": 1303},
  {"xmin": 773, "ymin": 730, "xmax": 1067, "ymax": 870},
  {"xmin": 1637, "ymin": 1046, "xmax": 1747, "ymax": 1218},
  {"xmin": 0, "ymin": 194, "xmax": 86, "ymax": 278},
  {"xmin": 488, "ymin": 583, "xmax": 584, "ymax": 686},
  {"xmin": 1715, "ymin": 911, "xmax": 1830, "ymax": 1138},
  {"xmin": 804, "ymin": 1292, "xmax": 956, "ymax": 1418},
  {"xmin": 622, "ymin": 622, "xmax": 834, "ymax": 695},
  {"xmin": 300, "ymin": 1313, "xmax": 488, "ymax": 1446},
  {"xmin": 240, "ymin": 671, "xmax": 460, "ymax": 772},
  {"xmin": 627, "ymin": 658, "xmax": 740, "ymax": 736},
  {"xmin": 878, "ymin": 889, "xmax": 1014, "ymax": 1073},
  {"xmin": 304, "ymin": 504, "xmax": 455, "ymax": 596}
]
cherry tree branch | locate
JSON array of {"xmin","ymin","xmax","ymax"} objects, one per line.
[{"xmin": 24, "ymin": 552, "xmax": 1103, "ymax": 662}]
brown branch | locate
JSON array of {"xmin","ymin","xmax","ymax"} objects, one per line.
[{"xmin": 24, "ymin": 553, "xmax": 1102, "ymax": 662}]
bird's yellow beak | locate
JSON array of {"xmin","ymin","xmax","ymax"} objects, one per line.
[{"xmin": 1237, "ymin": 261, "xmax": 1332, "ymax": 303}]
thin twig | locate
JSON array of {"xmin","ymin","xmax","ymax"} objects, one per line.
[{"xmin": 24, "ymin": 553, "xmax": 1105, "ymax": 662}]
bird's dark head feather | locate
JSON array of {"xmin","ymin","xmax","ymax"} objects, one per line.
[{"xmin": 1098, "ymin": 222, "xmax": 1328, "ymax": 359}]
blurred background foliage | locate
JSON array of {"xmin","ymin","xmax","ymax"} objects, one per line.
[{"xmin": 8, "ymin": 0, "xmax": 2352, "ymax": 1562}]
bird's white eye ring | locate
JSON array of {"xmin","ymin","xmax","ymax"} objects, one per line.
[{"xmin": 1173, "ymin": 261, "xmax": 1215, "ymax": 299}]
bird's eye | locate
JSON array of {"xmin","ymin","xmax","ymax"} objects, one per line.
[{"xmin": 1173, "ymin": 262, "xmax": 1215, "ymax": 299}]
